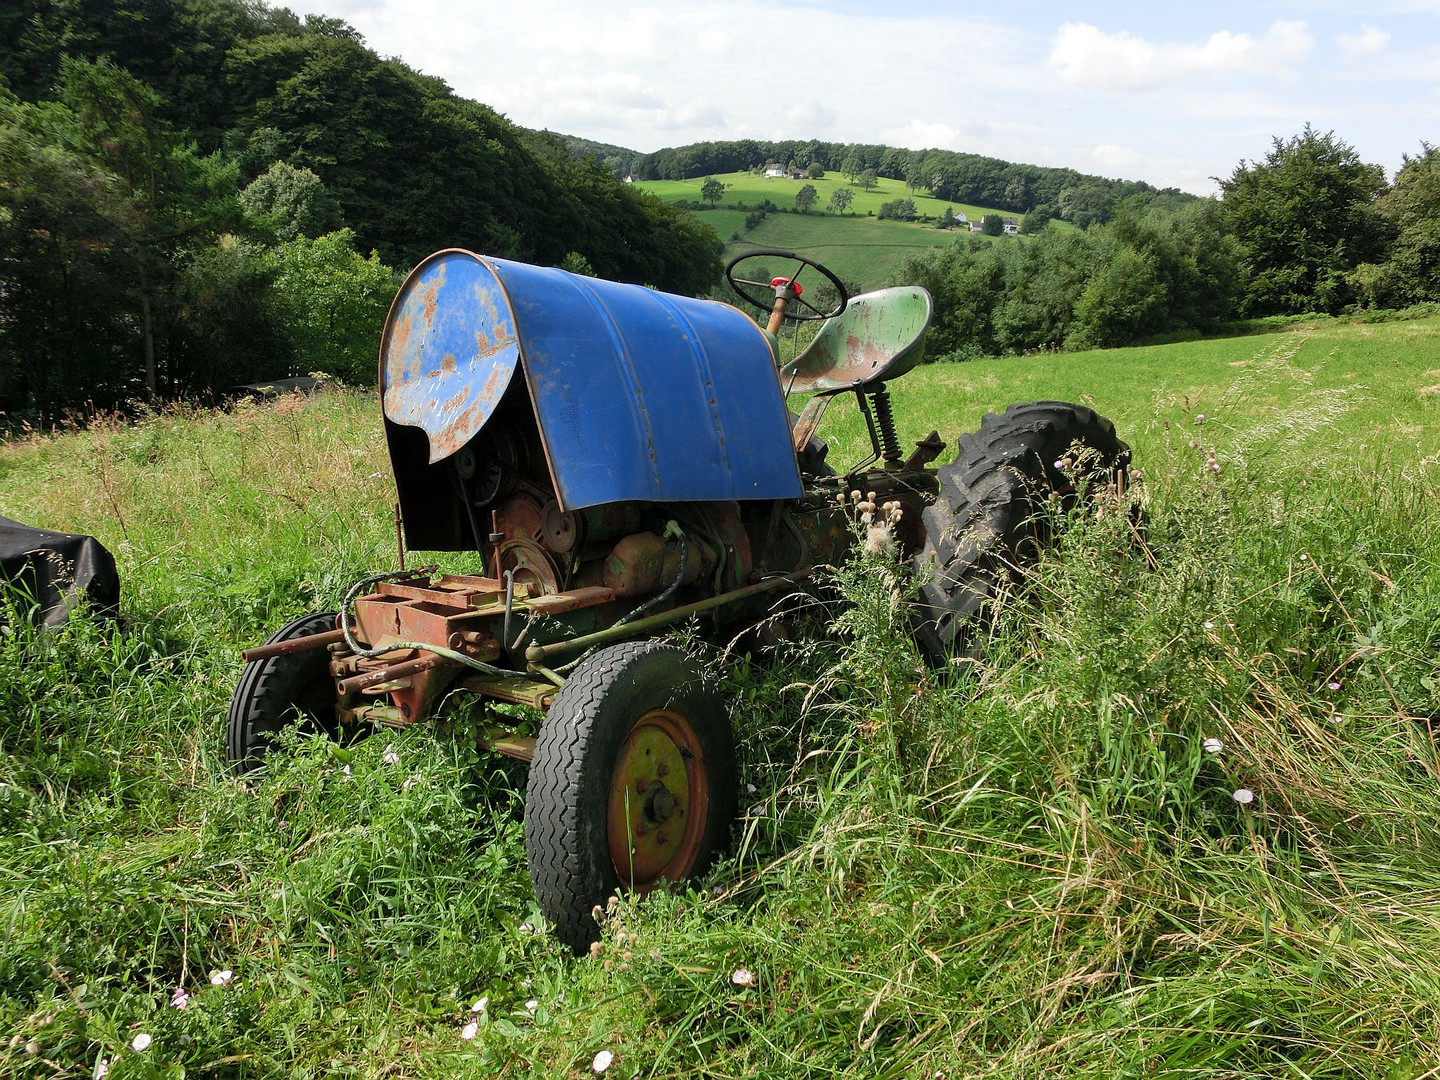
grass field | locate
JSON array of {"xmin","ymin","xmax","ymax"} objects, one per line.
[
  {"xmin": 5, "ymin": 315, "xmax": 1440, "ymax": 1077},
  {"xmin": 721, "ymin": 214, "xmax": 991, "ymax": 298},
  {"xmin": 643, "ymin": 170, "xmax": 1018, "ymax": 293},
  {"xmin": 640, "ymin": 171, "xmax": 1001, "ymax": 224}
]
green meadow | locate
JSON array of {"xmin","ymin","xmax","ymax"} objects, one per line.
[
  {"xmin": 4, "ymin": 314, "xmax": 1440, "ymax": 1076},
  {"xmin": 639, "ymin": 170, "xmax": 1001, "ymax": 223},
  {"xmin": 639, "ymin": 171, "xmax": 1067, "ymax": 293}
]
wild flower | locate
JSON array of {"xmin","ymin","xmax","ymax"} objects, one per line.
[
  {"xmin": 169, "ymin": 987, "xmax": 189, "ymax": 1009},
  {"xmin": 524, "ymin": 998, "xmax": 539, "ymax": 1014},
  {"xmin": 1196, "ymin": 413, "xmax": 1205, "ymax": 422},
  {"xmin": 731, "ymin": 968, "xmax": 756, "ymax": 987},
  {"xmin": 593, "ymin": 1049, "xmax": 614, "ymax": 1073},
  {"xmin": 96, "ymin": 1060, "xmax": 110, "ymax": 1078},
  {"xmin": 382, "ymin": 743, "xmax": 399, "ymax": 765},
  {"xmin": 1204, "ymin": 737, "xmax": 1224, "ymax": 754},
  {"xmin": 745, "ymin": 783, "xmax": 757, "ymax": 794},
  {"xmin": 1203, "ymin": 620, "xmax": 1214, "ymax": 630},
  {"xmin": 131, "ymin": 1033, "xmax": 152, "ymax": 1052},
  {"xmin": 460, "ymin": 1020, "xmax": 478, "ymax": 1040},
  {"xmin": 402, "ymin": 775, "xmax": 420, "ymax": 791},
  {"xmin": 471, "ymin": 996, "xmax": 488, "ymax": 1013},
  {"xmin": 1328, "ymin": 681, "xmax": 1342, "ymax": 691},
  {"xmin": 518, "ymin": 922, "xmax": 535, "ymax": 934},
  {"xmin": 209, "ymin": 969, "xmax": 234, "ymax": 986},
  {"xmin": 1233, "ymin": 788, "xmax": 1255, "ymax": 805},
  {"xmin": 341, "ymin": 764, "xmax": 352, "ymax": 777}
]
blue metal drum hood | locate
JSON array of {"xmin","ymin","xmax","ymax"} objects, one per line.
[{"xmin": 380, "ymin": 249, "xmax": 803, "ymax": 512}]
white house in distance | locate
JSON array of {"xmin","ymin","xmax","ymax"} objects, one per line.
[{"xmin": 763, "ymin": 163, "xmax": 785, "ymax": 178}]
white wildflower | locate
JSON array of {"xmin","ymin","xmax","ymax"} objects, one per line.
[
  {"xmin": 593, "ymin": 1049, "xmax": 615, "ymax": 1073},
  {"xmin": 382, "ymin": 743, "xmax": 400, "ymax": 765},
  {"xmin": 209, "ymin": 969, "xmax": 234, "ymax": 986},
  {"xmin": 1203, "ymin": 737, "xmax": 1224, "ymax": 754},
  {"xmin": 525, "ymin": 998, "xmax": 538, "ymax": 1014},
  {"xmin": 1327, "ymin": 681, "xmax": 1342, "ymax": 691},
  {"xmin": 1233, "ymin": 788, "xmax": 1255, "ymax": 805},
  {"xmin": 460, "ymin": 1020, "xmax": 478, "ymax": 1040},
  {"xmin": 471, "ymin": 996, "xmax": 488, "ymax": 1013},
  {"xmin": 730, "ymin": 968, "xmax": 755, "ymax": 987},
  {"xmin": 170, "ymin": 987, "xmax": 189, "ymax": 1009},
  {"xmin": 130, "ymin": 1033, "xmax": 152, "ymax": 1052}
]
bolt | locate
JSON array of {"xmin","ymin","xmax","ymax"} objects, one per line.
[
  {"xmin": 657, "ymin": 831, "xmax": 669, "ymax": 844},
  {"xmin": 635, "ymin": 824, "xmax": 648, "ymax": 837},
  {"xmin": 635, "ymin": 779, "xmax": 647, "ymax": 795},
  {"xmin": 656, "ymin": 761, "xmax": 669, "ymax": 778}
]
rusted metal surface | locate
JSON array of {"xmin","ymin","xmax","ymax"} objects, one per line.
[
  {"xmin": 790, "ymin": 393, "xmax": 835, "ymax": 454},
  {"xmin": 525, "ymin": 573, "xmax": 806, "ymax": 663},
  {"xmin": 459, "ymin": 674, "xmax": 558, "ymax": 709},
  {"xmin": 782, "ymin": 287, "xmax": 932, "ymax": 394},
  {"xmin": 481, "ymin": 727, "xmax": 536, "ymax": 762},
  {"xmin": 338, "ymin": 653, "xmax": 450, "ymax": 696},
  {"xmin": 522, "ymin": 586, "xmax": 616, "ymax": 616},
  {"xmin": 607, "ymin": 709, "xmax": 709, "ymax": 889},
  {"xmin": 380, "ymin": 249, "xmax": 523, "ymax": 464},
  {"xmin": 905, "ymin": 431, "xmax": 947, "ymax": 471},
  {"xmin": 241, "ymin": 627, "xmax": 344, "ymax": 664}
]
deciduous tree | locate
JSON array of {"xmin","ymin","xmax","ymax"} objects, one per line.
[{"xmin": 1219, "ymin": 125, "xmax": 1388, "ymax": 315}]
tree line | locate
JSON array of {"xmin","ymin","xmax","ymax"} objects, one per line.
[
  {"xmin": 0, "ymin": 0, "xmax": 721, "ymax": 419},
  {"xmin": 898, "ymin": 126, "xmax": 1440, "ymax": 359},
  {"xmin": 585, "ymin": 137, "xmax": 1195, "ymax": 228}
]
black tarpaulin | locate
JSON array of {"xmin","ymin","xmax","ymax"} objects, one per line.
[{"xmin": 0, "ymin": 517, "xmax": 120, "ymax": 627}]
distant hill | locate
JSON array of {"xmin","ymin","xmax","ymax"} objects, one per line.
[{"xmin": 540, "ymin": 135, "xmax": 1198, "ymax": 230}]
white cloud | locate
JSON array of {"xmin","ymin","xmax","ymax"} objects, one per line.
[
  {"xmin": 1337, "ymin": 25, "xmax": 1391, "ymax": 54},
  {"xmin": 1090, "ymin": 144, "xmax": 1142, "ymax": 170},
  {"xmin": 1049, "ymin": 20, "xmax": 1315, "ymax": 91}
]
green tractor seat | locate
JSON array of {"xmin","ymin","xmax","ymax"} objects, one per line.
[{"xmin": 781, "ymin": 286, "xmax": 932, "ymax": 395}]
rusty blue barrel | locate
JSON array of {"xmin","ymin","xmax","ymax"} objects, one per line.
[{"xmin": 380, "ymin": 249, "xmax": 803, "ymax": 511}]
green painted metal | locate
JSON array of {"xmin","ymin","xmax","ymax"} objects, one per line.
[{"xmin": 781, "ymin": 286, "xmax": 932, "ymax": 394}]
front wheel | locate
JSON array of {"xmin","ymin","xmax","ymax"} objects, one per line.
[
  {"xmin": 226, "ymin": 611, "xmax": 347, "ymax": 775},
  {"xmin": 524, "ymin": 641, "xmax": 736, "ymax": 952},
  {"xmin": 912, "ymin": 401, "xmax": 1131, "ymax": 663}
]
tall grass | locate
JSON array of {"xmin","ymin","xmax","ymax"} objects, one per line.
[{"xmin": 3, "ymin": 323, "xmax": 1440, "ymax": 1075}]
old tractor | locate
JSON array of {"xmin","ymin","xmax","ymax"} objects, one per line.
[{"xmin": 228, "ymin": 247, "xmax": 1130, "ymax": 950}]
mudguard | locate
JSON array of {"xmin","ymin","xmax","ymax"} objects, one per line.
[{"xmin": 380, "ymin": 249, "xmax": 803, "ymax": 512}]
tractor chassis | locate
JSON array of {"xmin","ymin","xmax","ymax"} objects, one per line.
[{"xmin": 239, "ymin": 461, "xmax": 942, "ymax": 759}]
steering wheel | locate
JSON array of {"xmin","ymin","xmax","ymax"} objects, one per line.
[{"xmin": 725, "ymin": 249, "xmax": 849, "ymax": 322}]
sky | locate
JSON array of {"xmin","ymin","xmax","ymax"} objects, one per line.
[{"xmin": 276, "ymin": 0, "xmax": 1440, "ymax": 195}]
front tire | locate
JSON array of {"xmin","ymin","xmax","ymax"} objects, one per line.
[
  {"xmin": 524, "ymin": 641, "xmax": 736, "ymax": 952},
  {"xmin": 226, "ymin": 611, "xmax": 346, "ymax": 775},
  {"xmin": 912, "ymin": 401, "xmax": 1130, "ymax": 663}
]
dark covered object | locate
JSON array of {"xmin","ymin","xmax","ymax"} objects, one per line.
[{"xmin": 0, "ymin": 517, "xmax": 120, "ymax": 627}]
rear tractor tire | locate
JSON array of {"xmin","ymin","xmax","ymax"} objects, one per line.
[
  {"xmin": 226, "ymin": 611, "xmax": 349, "ymax": 775},
  {"xmin": 524, "ymin": 640, "xmax": 736, "ymax": 952},
  {"xmin": 912, "ymin": 401, "xmax": 1131, "ymax": 663}
]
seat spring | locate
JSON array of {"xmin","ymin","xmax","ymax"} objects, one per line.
[{"xmin": 871, "ymin": 385, "xmax": 903, "ymax": 463}]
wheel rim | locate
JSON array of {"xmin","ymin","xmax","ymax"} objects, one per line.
[{"xmin": 606, "ymin": 709, "xmax": 710, "ymax": 890}]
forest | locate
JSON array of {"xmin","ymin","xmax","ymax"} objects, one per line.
[{"xmin": 0, "ymin": 0, "xmax": 722, "ymax": 416}]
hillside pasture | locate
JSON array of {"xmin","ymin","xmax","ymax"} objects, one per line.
[
  {"xmin": 640, "ymin": 170, "xmax": 1002, "ymax": 223},
  {"xmin": 3, "ymin": 316, "xmax": 1440, "ymax": 1076}
]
